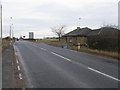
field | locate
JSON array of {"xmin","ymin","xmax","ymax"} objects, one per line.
[{"xmin": 28, "ymin": 39, "xmax": 59, "ymax": 43}]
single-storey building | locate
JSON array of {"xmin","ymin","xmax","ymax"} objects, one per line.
[
  {"xmin": 62, "ymin": 26, "xmax": 119, "ymax": 51},
  {"xmin": 61, "ymin": 27, "xmax": 91, "ymax": 45}
]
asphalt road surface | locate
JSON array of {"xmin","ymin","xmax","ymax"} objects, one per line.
[{"xmin": 14, "ymin": 41, "xmax": 119, "ymax": 88}]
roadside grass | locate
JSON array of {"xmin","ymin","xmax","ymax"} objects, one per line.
[
  {"xmin": 30, "ymin": 39, "xmax": 119, "ymax": 60},
  {"xmin": 47, "ymin": 41, "xmax": 119, "ymax": 60},
  {"xmin": 2, "ymin": 40, "xmax": 11, "ymax": 51},
  {"xmin": 78, "ymin": 47, "xmax": 119, "ymax": 60}
]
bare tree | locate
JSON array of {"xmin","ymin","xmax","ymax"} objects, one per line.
[
  {"xmin": 101, "ymin": 24, "xmax": 119, "ymax": 29},
  {"xmin": 51, "ymin": 25, "xmax": 66, "ymax": 41}
]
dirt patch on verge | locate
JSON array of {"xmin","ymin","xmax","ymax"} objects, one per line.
[{"xmin": 2, "ymin": 45, "xmax": 26, "ymax": 88}]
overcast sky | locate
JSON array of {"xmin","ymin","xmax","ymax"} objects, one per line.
[{"xmin": 2, "ymin": 0, "xmax": 119, "ymax": 38}]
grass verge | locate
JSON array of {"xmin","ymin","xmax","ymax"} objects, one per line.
[
  {"xmin": 78, "ymin": 48, "xmax": 119, "ymax": 60},
  {"xmin": 2, "ymin": 40, "xmax": 11, "ymax": 51},
  {"xmin": 30, "ymin": 39, "xmax": 119, "ymax": 60}
]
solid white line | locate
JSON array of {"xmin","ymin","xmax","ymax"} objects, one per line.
[
  {"xmin": 88, "ymin": 67, "xmax": 120, "ymax": 82},
  {"xmin": 51, "ymin": 52, "xmax": 71, "ymax": 62},
  {"xmin": 17, "ymin": 66, "xmax": 21, "ymax": 71},
  {"xmin": 19, "ymin": 73, "xmax": 23, "ymax": 80}
]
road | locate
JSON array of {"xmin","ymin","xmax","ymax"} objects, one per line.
[{"xmin": 14, "ymin": 41, "xmax": 119, "ymax": 88}]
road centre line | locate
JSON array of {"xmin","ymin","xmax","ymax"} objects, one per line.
[
  {"xmin": 40, "ymin": 48, "xmax": 47, "ymax": 51},
  {"xmin": 51, "ymin": 52, "xmax": 71, "ymax": 62},
  {"xmin": 32, "ymin": 43, "xmax": 119, "ymax": 82},
  {"xmin": 51, "ymin": 51, "xmax": 119, "ymax": 82},
  {"xmin": 88, "ymin": 67, "xmax": 120, "ymax": 82},
  {"xmin": 32, "ymin": 44, "xmax": 47, "ymax": 51}
]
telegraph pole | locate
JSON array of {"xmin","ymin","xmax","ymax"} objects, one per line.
[
  {"xmin": 1, "ymin": 4, "xmax": 2, "ymax": 38},
  {"xmin": 0, "ymin": 1, "xmax": 2, "ymax": 45},
  {"xmin": 0, "ymin": 0, "xmax": 2, "ymax": 89},
  {"xmin": 10, "ymin": 17, "xmax": 12, "ymax": 39},
  {"xmin": 118, "ymin": 1, "xmax": 120, "ymax": 29}
]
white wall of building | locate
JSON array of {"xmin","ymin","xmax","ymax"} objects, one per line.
[{"xmin": 29, "ymin": 32, "xmax": 34, "ymax": 39}]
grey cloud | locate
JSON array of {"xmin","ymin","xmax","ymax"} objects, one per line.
[
  {"xmin": 2, "ymin": 0, "xmax": 118, "ymax": 38},
  {"xmin": 32, "ymin": 1, "xmax": 117, "ymax": 27}
]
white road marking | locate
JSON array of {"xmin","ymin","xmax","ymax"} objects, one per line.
[
  {"xmin": 32, "ymin": 44, "xmax": 47, "ymax": 51},
  {"xmin": 24, "ymin": 43, "xmax": 120, "ymax": 82},
  {"xmin": 15, "ymin": 52, "xmax": 17, "ymax": 56},
  {"xmin": 19, "ymin": 73, "xmax": 23, "ymax": 80},
  {"xmin": 51, "ymin": 52, "xmax": 71, "ymax": 62},
  {"xmin": 17, "ymin": 65, "xmax": 21, "ymax": 71},
  {"xmin": 40, "ymin": 48, "xmax": 47, "ymax": 51},
  {"xmin": 88, "ymin": 67, "xmax": 120, "ymax": 82},
  {"xmin": 16, "ymin": 59, "xmax": 19, "ymax": 64},
  {"xmin": 33, "ymin": 45, "xmax": 38, "ymax": 48}
]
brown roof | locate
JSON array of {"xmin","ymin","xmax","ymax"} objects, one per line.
[
  {"xmin": 64, "ymin": 27, "xmax": 91, "ymax": 37},
  {"xmin": 87, "ymin": 27, "xmax": 119, "ymax": 38},
  {"xmin": 63, "ymin": 27, "xmax": 119, "ymax": 38}
]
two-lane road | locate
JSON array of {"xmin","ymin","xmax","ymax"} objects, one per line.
[{"xmin": 14, "ymin": 41, "xmax": 119, "ymax": 88}]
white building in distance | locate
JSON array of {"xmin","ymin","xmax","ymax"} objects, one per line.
[{"xmin": 29, "ymin": 32, "xmax": 34, "ymax": 39}]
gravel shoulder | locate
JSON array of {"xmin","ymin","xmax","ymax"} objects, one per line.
[{"xmin": 2, "ymin": 45, "xmax": 25, "ymax": 88}]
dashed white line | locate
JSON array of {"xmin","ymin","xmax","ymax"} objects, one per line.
[
  {"xmin": 26, "ymin": 43, "xmax": 120, "ymax": 82},
  {"xmin": 51, "ymin": 52, "xmax": 71, "ymax": 62},
  {"xmin": 19, "ymin": 73, "xmax": 23, "ymax": 80},
  {"xmin": 17, "ymin": 65, "xmax": 21, "ymax": 71},
  {"xmin": 88, "ymin": 67, "xmax": 120, "ymax": 82},
  {"xmin": 40, "ymin": 48, "xmax": 47, "ymax": 51},
  {"xmin": 33, "ymin": 45, "xmax": 38, "ymax": 48},
  {"xmin": 32, "ymin": 45, "xmax": 47, "ymax": 51}
]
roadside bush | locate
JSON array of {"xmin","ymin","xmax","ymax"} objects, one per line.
[{"xmin": 87, "ymin": 37, "xmax": 119, "ymax": 52}]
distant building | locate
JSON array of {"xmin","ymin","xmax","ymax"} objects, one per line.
[
  {"xmin": 118, "ymin": 1, "xmax": 120, "ymax": 29},
  {"xmin": 29, "ymin": 32, "xmax": 34, "ymax": 39}
]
